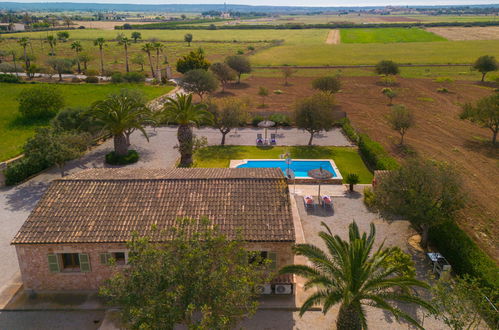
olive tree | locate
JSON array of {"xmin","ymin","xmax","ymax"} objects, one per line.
[
  {"xmin": 295, "ymin": 93, "xmax": 336, "ymax": 145},
  {"xmin": 387, "ymin": 105, "xmax": 414, "ymax": 145},
  {"xmin": 374, "ymin": 158, "xmax": 465, "ymax": 247},
  {"xmin": 210, "ymin": 62, "xmax": 236, "ymax": 92},
  {"xmin": 282, "ymin": 66, "xmax": 295, "ymax": 86},
  {"xmin": 375, "ymin": 60, "xmax": 400, "ymax": 76},
  {"xmin": 382, "ymin": 87, "xmax": 397, "ymax": 105},
  {"xmin": 472, "ymin": 55, "xmax": 498, "ymax": 82},
  {"xmin": 225, "ymin": 55, "xmax": 251, "ymax": 83},
  {"xmin": 207, "ymin": 97, "xmax": 248, "ymax": 145},
  {"xmin": 100, "ymin": 218, "xmax": 270, "ymax": 329},
  {"xmin": 258, "ymin": 86, "xmax": 269, "ymax": 107},
  {"xmin": 184, "ymin": 33, "xmax": 193, "ymax": 46},
  {"xmin": 461, "ymin": 93, "xmax": 499, "ymax": 145},
  {"xmin": 179, "ymin": 69, "xmax": 218, "ymax": 100},
  {"xmin": 47, "ymin": 58, "xmax": 74, "ymax": 81}
]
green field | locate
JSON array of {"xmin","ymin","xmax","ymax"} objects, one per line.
[
  {"xmin": 0, "ymin": 83, "xmax": 170, "ymax": 161},
  {"xmin": 193, "ymin": 146, "xmax": 373, "ymax": 183},
  {"xmin": 340, "ymin": 28, "xmax": 447, "ymax": 43}
]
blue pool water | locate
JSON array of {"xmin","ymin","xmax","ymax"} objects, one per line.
[{"xmin": 236, "ymin": 160, "xmax": 336, "ymax": 178}]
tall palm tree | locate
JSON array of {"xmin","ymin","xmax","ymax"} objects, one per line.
[
  {"xmin": 70, "ymin": 41, "xmax": 83, "ymax": 74},
  {"xmin": 46, "ymin": 35, "xmax": 56, "ymax": 56},
  {"xmin": 280, "ymin": 222, "xmax": 435, "ymax": 330},
  {"xmin": 153, "ymin": 42, "xmax": 163, "ymax": 73},
  {"xmin": 162, "ymin": 94, "xmax": 213, "ymax": 167},
  {"xmin": 17, "ymin": 37, "xmax": 30, "ymax": 70},
  {"xmin": 90, "ymin": 90, "xmax": 152, "ymax": 157},
  {"xmin": 94, "ymin": 37, "xmax": 106, "ymax": 75},
  {"xmin": 142, "ymin": 42, "xmax": 155, "ymax": 78},
  {"xmin": 118, "ymin": 36, "xmax": 132, "ymax": 73}
]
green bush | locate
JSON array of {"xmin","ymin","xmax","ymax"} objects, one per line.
[
  {"xmin": 84, "ymin": 69, "xmax": 99, "ymax": 76},
  {"xmin": 123, "ymin": 72, "xmax": 146, "ymax": 83},
  {"xmin": 0, "ymin": 73, "xmax": 22, "ymax": 83},
  {"xmin": 340, "ymin": 118, "xmax": 359, "ymax": 143},
  {"xmin": 4, "ymin": 157, "xmax": 48, "ymax": 186},
  {"xmin": 435, "ymin": 77, "xmax": 454, "ymax": 83},
  {"xmin": 269, "ymin": 113, "xmax": 291, "ymax": 126},
  {"xmin": 85, "ymin": 76, "xmax": 99, "ymax": 83},
  {"xmin": 437, "ymin": 87, "xmax": 449, "ymax": 93},
  {"xmin": 17, "ymin": 85, "xmax": 64, "ymax": 119},
  {"xmin": 363, "ymin": 187, "xmax": 376, "ymax": 208},
  {"xmin": 251, "ymin": 115, "xmax": 264, "ymax": 127},
  {"xmin": 358, "ymin": 134, "xmax": 399, "ymax": 170},
  {"xmin": 111, "ymin": 72, "xmax": 124, "ymax": 83},
  {"xmin": 105, "ymin": 150, "xmax": 139, "ymax": 165},
  {"xmin": 429, "ymin": 221, "xmax": 498, "ymax": 291}
]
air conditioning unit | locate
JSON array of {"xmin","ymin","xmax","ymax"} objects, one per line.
[
  {"xmin": 254, "ymin": 284, "xmax": 272, "ymax": 295},
  {"xmin": 274, "ymin": 284, "xmax": 293, "ymax": 295}
]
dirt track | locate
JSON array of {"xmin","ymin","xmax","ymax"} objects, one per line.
[
  {"xmin": 325, "ymin": 29, "xmax": 340, "ymax": 44},
  {"xmin": 218, "ymin": 76, "xmax": 498, "ymax": 259},
  {"xmin": 427, "ymin": 26, "xmax": 499, "ymax": 40}
]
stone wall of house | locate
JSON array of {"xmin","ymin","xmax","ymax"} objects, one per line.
[{"xmin": 15, "ymin": 241, "xmax": 294, "ymax": 292}]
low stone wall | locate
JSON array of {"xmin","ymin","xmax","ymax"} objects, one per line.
[
  {"xmin": 0, "ymin": 155, "xmax": 23, "ymax": 187},
  {"xmin": 291, "ymin": 178, "xmax": 343, "ymax": 185}
]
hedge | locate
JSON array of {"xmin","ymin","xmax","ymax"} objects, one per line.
[
  {"xmin": 429, "ymin": 221, "xmax": 498, "ymax": 291},
  {"xmin": 0, "ymin": 73, "xmax": 22, "ymax": 83},
  {"xmin": 4, "ymin": 157, "xmax": 49, "ymax": 186},
  {"xmin": 105, "ymin": 150, "xmax": 139, "ymax": 165}
]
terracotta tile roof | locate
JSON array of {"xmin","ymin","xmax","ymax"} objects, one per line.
[{"xmin": 12, "ymin": 168, "xmax": 295, "ymax": 244}]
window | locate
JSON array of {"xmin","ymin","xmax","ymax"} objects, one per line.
[
  {"xmin": 47, "ymin": 253, "xmax": 91, "ymax": 273},
  {"xmin": 100, "ymin": 251, "xmax": 128, "ymax": 266},
  {"xmin": 61, "ymin": 253, "xmax": 80, "ymax": 271},
  {"xmin": 249, "ymin": 251, "xmax": 268, "ymax": 265}
]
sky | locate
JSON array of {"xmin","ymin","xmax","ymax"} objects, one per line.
[{"xmin": 1, "ymin": 0, "xmax": 498, "ymax": 7}]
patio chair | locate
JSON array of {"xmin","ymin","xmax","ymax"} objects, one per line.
[
  {"xmin": 256, "ymin": 133, "xmax": 264, "ymax": 145},
  {"xmin": 321, "ymin": 195, "xmax": 333, "ymax": 209},
  {"xmin": 303, "ymin": 196, "xmax": 314, "ymax": 209},
  {"xmin": 270, "ymin": 133, "xmax": 277, "ymax": 145}
]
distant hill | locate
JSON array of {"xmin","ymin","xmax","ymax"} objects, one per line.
[{"xmin": 0, "ymin": 2, "xmax": 498, "ymax": 13}]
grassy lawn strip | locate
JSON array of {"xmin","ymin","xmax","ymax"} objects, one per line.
[
  {"xmin": 0, "ymin": 83, "xmax": 171, "ymax": 161},
  {"xmin": 340, "ymin": 27, "xmax": 447, "ymax": 43},
  {"xmin": 194, "ymin": 145, "xmax": 373, "ymax": 183}
]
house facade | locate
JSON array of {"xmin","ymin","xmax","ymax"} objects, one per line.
[{"xmin": 12, "ymin": 168, "xmax": 296, "ymax": 292}]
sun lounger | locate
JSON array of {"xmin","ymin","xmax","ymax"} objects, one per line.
[
  {"xmin": 321, "ymin": 195, "xmax": 332, "ymax": 208},
  {"xmin": 304, "ymin": 196, "xmax": 314, "ymax": 209},
  {"xmin": 256, "ymin": 133, "xmax": 264, "ymax": 145},
  {"xmin": 270, "ymin": 133, "xmax": 277, "ymax": 145}
]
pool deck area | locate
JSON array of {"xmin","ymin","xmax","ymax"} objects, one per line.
[{"xmin": 229, "ymin": 159, "xmax": 344, "ymax": 184}]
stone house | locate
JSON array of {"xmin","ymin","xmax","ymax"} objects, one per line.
[{"xmin": 12, "ymin": 168, "xmax": 296, "ymax": 293}]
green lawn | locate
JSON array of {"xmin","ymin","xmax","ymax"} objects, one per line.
[
  {"xmin": 340, "ymin": 28, "xmax": 447, "ymax": 43},
  {"xmin": 0, "ymin": 82, "xmax": 170, "ymax": 161},
  {"xmin": 193, "ymin": 146, "xmax": 373, "ymax": 183}
]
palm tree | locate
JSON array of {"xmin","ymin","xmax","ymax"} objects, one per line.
[
  {"xmin": 70, "ymin": 41, "xmax": 83, "ymax": 74},
  {"xmin": 118, "ymin": 36, "xmax": 132, "ymax": 73},
  {"xmin": 280, "ymin": 221, "xmax": 435, "ymax": 330},
  {"xmin": 153, "ymin": 42, "xmax": 163, "ymax": 74},
  {"xmin": 142, "ymin": 42, "xmax": 155, "ymax": 78},
  {"xmin": 17, "ymin": 37, "xmax": 30, "ymax": 70},
  {"xmin": 94, "ymin": 37, "xmax": 106, "ymax": 75},
  {"xmin": 46, "ymin": 35, "xmax": 56, "ymax": 56},
  {"xmin": 162, "ymin": 94, "xmax": 213, "ymax": 167},
  {"xmin": 90, "ymin": 90, "xmax": 152, "ymax": 157}
]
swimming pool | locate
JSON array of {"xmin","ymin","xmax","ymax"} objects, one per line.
[{"xmin": 236, "ymin": 159, "xmax": 339, "ymax": 178}]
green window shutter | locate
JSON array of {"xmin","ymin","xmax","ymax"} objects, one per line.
[
  {"xmin": 268, "ymin": 252, "xmax": 277, "ymax": 270},
  {"xmin": 99, "ymin": 253, "xmax": 111, "ymax": 265},
  {"xmin": 79, "ymin": 253, "xmax": 91, "ymax": 272},
  {"xmin": 47, "ymin": 254, "xmax": 60, "ymax": 273}
]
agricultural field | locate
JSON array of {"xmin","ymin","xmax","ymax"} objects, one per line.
[
  {"xmin": 339, "ymin": 27, "xmax": 447, "ymax": 43},
  {"xmin": 0, "ymin": 83, "xmax": 170, "ymax": 161},
  {"xmin": 426, "ymin": 26, "xmax": 499, "ymax": 40},
  {"xmin": 213, "ymin": 75, "xmax": 499, "ymax": 259}
]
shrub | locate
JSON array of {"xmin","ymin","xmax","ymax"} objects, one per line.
[
  {"xmin": 251, "ymin": 115, "xmax": 264, "ymax": 127},
  {"xmin": 111, "ymin": 72, "xmax": 124, "ymax": 83},
  {"xmin": 268, "ymin": 113, "xmax": 291, "ymax": 126},
  {"xmin": 85, "ymin": 76, "xmax": 99, "ymax": 83},
  {"xmin": 382, "ymin": 247, "xmax": 416, "ymax": 278},
  {"xmin": 71, "ymin": 77, "xmax": 82, "ymax": 83},
  {"xmin": 340, "ymin": 118, "xmax": 359, "ymax": 143},
  {"xmin": 435, "ymin": 77, "xmax": 454, "ymax": 83},
  {"xmin": 0, "ymin": 62, "xmax": 23, "ymax": 73},
  {"xmin": 4, "ymin": 157, "xmax": 48, "ymax": 186},
  {"xmin": 312, "ymin": 76, "xmax": 341, "ymax": 94},
  {"xmin": 363, "ymin": 187, "xmax": 376, "ymax": 208},
  {"xmin": 0, "ymin": 73, "xmax": 21, "ymax": 83},
  {"xmin": 105, "ymin": 150, "xmax": 139, "ymax": 165},
  {"xmin": 379, "ymin": 76, "xmax": 397, "ymax": 86},
  {"xmin": 375, "ymin": 60, "xmax": 399, "ymax": 76},
  {"xmin": 358, "ymin": 134, "xmax": 399, "ymax": 170},
  {"xmin": 345, "ymin": 173, "xmax": 360, "ymax": 191},
  {"xmin": 247, "ymin": 46, "xmax": 255, "ymax": 51},
  {"xmin": 437, "ymin": 87, "xmax": 449, "ymax": 93},
  {"xmin": 273, "ymin": 89, "xmax": 283, "ymax": 94},
  {"xmin": 18, "ymin": 85, "xmax": 64, "ymax": 119},
  {"xmin": 429, "ymin": 221, "xmax": 498, "ymax": 291},
  {"xmin": 237, "ymin": 50, "xmax": 244, "ymax": 55},
  {"xmin": 85, "ymin": 69, "xmax": 99, "ymax": 76},
  {"xmin": 123, "ymin": 72, "xmax": 145, "ymax": 83}
]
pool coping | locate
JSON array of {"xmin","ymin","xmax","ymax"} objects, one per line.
[{"xmin": 229, "ymin": 159, "xmax": 343, "ymax": 183}]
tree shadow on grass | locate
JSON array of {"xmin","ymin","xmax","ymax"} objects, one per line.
[
  {"xmin": 227, "ymin": 82, "xmax": 250, "ymax": 90},
  {"xmin": 7, "ymin": 115, "xmax": 50, "ymax": 130}
]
